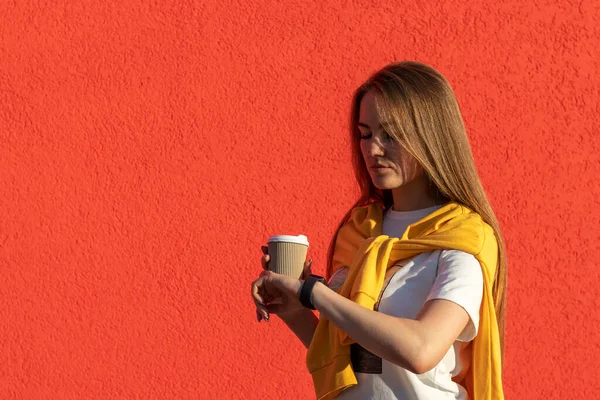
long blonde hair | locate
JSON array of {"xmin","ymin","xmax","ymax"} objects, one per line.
[{"xmin": 326, "ymin": 60, "xmax": 507, "ymax": 358}]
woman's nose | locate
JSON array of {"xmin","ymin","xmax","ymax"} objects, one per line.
[{"xmin": 368, "ymin": 138, "xmax": 385, "ymax": 157}]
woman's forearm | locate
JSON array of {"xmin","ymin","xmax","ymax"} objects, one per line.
[
  {"xmin": 278, "ymin": 308, "xmax": 319, "ymax": 349},
  {"xmin": 311, "ymin": 282, "xmax": 430, "ymax": 374}
]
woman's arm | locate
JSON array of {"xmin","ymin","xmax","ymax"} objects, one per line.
[
  {"xmin": 274, "ymin": 267, "xmax": 348, "ymax": 348},
  {"xmin": 311, "ymin": 282, "xmax": 470, "ymax": 374},
  {"xmin": 253, "ymin": 267, "xmax": 471, "ymax": 372},
  {"xmin": 277, "ymin": 309, "xmax": 319, "ymax": 349},
  {"xmin": 254, "ymin": 252, "xmax": 319, "ymax": 348}
]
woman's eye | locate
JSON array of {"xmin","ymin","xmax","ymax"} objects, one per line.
[{"xmin": 359, "ymin": 132, "xmax": 372, "ymax": 140}]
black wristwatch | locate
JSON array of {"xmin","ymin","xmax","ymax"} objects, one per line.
[{"xmin": 299, "ymin": 274, "xmax": 326, "ymax": 310}]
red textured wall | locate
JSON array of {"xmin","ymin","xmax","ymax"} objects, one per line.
[{"xmin": 1, "ymin": 1, "xmax": 599, "ymax": 399}]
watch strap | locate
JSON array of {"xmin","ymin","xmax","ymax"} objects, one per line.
[{"xmin": 299, "ymin": 274, "xmax": 326, "ymax": 310}]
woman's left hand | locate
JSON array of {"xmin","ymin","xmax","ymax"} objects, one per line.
[{"xmin": 251, "ymin": 270, "xmax": 303, "ymax": 321}]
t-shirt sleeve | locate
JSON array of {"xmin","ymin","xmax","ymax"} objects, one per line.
[
  {"xmin": 327, "ymin": 267, "xmax": 349, "ymax": 292},
  {"xmin": 426, "ymin": 250, "xmax": 483, "ymax": 342}
]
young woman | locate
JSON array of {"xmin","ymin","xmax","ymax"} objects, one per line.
[{"xmin": 251, "ymin": 61, "xmax": 507, "ymax": 400}]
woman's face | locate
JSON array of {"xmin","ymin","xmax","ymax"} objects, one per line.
[{"xmin": 358, "ymin": 90, "xmax": 425, "ymax": 190}]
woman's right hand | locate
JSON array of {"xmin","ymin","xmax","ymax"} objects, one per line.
[{"xmin": 255, "ymin": 246, "xmax": 313, "ymax": 322}]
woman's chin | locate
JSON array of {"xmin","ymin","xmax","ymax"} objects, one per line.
[{"xmin": 372, "ymin": 179, "xmax": 400, "ymax": 190}]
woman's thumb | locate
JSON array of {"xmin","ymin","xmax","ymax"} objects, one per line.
[{"xmin": 302, "ymin": 259, "xmax": 313, "ymax": 279}]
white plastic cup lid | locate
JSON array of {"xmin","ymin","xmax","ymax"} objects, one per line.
[{"xmin": 267, "ymin": 234, "xmax": 309, "ymax": 247}]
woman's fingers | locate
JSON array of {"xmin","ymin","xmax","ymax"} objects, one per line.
[
  {"xmin": 252, "ymin": 271, "xmax": 303, "ymax": 320},
  {"xmin": 251, "ymin": 277, "xmax": 265, "ymax": 303},
  {"xmin": 251, "ymin": 277, "xmax": 269, "ymax": 319},
  {"xmin": 254, "ymin": 297, "xmax": 270, "ymax": 321},
  {"xmin": 301, "ymin": 258, "xmax": 313, "ymax": 280},
  {"xmin": 255, "ymin": 247, "xmax": 272, "ymax": 322},
  {"xmin": 261, "ymin": 254, "xmax": 270, "ymax": 271},
  {"xmin": 256, "ymin": 302, "xmax": 269, "ymax": 321},
  {"xmin": 252, "ymin": 275, "xmax": 277, "ymax": 321}
]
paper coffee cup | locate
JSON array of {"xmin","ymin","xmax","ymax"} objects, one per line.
[{"xmin": 267, "ymin": 234, "xmax": 309, "ymax": 278}]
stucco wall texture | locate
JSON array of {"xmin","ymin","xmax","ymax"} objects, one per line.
[{"xmin": 1, "ymin": 1, "xmax": 599, "ymax": 399}]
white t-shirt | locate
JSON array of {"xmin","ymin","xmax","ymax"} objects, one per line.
[{"xmin": 329, "ymin": 205, "xmax": 484, "ymax": 400}]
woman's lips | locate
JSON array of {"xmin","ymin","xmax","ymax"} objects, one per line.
[{"xmin": 371, "ymin": 166, "xmax": 392, "ymax": 173}]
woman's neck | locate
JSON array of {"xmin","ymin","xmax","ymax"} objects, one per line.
[{"xmin": 390, "ymin": 176, "xmax": 448, "ymax": 212}]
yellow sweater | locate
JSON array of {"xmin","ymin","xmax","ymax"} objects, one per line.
[{"xmin": 306, "ymin": 202, "xmax": 503, "ymax": 400}]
